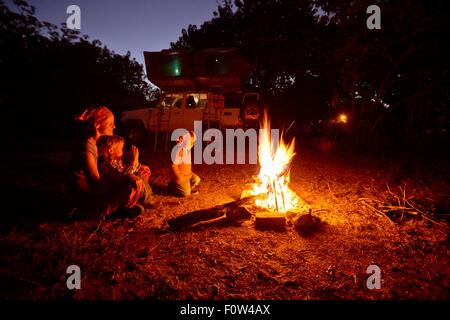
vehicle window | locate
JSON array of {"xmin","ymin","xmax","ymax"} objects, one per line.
[
  {"xmin": 186, "ymin": 93, "xmax": 207, "ymax": 109},
  {"xmin": 174, "ymin": 98, "xmax": 182, "ymax": 108},
  {"xmin": 160, "ymin": 94, "xmax": 183, "ymax": 109},
  {"xmin": 186, "ymin": 95, "xmax": 196, "ymax": 108}
]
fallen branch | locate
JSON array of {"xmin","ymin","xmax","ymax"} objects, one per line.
[
  {"xmin": 360, "ymin": 201, "xmax": 394, "ymax": 225},
  {"xmin": 167, "ymin": 195, "xmax": 263, "ymax": 230},
  {"xmin": 360, "ymin": 184, "xmax": 449, "ymax": 231}
]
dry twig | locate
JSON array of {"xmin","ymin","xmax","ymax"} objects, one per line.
[{"xmin": 359, "ymin": 184, "xmax": 449, "ymax": 232}]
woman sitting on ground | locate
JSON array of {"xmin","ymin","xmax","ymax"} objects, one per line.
[{"xmin": 71, "ymin": 106, "xmax": 145, "ymax": 218}]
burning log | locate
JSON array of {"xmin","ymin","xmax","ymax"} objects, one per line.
[
  {"xmin": 255, "ymin": 211, "xmax": 286, "ymax": 230},
  {"xmin": 167, "ymin": 195, "xmax": 261, "ymax": 230}
]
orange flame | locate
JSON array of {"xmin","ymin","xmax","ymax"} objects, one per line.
[{"xmin": 252, "ymin": 111, "xmax": 299, "ymax": 213}]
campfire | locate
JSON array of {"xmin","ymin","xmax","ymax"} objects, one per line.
[
  {"xmin": 239, "ymin": 111, "xmax": 310, "ymax": 229},
  {"xmin": 249, "ymin": 111, "xmax": 299, "ymax": 213},
  {"xmin": 168, "ymin": 112, "xmax": 309, "ymax": 231}
]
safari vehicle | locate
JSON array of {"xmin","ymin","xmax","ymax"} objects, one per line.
[
  {"xmin": 121, "ymin": 90, "xmax": 242, "ymax": 132},
  {"xmin": 120, "ymin": 48, "xmax": 258, "ymax": 150}
]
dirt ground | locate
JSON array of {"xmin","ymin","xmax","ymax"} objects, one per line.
[{"xmin": 1, "ymin": 140, "xmax": 449, "ymax": 300}]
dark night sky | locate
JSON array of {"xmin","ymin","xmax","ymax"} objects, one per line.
[{"xmin": 6, "ymin": 0, "xmax": 218, "ymax": 66}]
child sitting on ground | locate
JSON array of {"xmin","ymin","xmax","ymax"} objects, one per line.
[
  {"xmin": 168, "ymin": 130, "xmax": 201, "ymax": 197},
  {"xmin": 97, "ymin": 135, "xmax": 153, "ymax": 207}
]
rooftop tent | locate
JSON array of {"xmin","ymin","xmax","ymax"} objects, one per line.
[
  {"xmin": 194, "ymin": 48, "xmax": 254, "ymax": 92},
  {"xmin": 144, "ymin": 50, "xmax": 196, "ymax": 91},
  {"xmin": 143, "ymin": 48, "xmax": 254, "ymax": 92}
]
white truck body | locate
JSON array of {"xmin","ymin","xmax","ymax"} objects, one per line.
[{"xmin": 121, "ymin": 91, "xmax": 242, "ymax": 131}]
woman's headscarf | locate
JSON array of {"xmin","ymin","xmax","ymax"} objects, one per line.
[{"xmin": 75, "ymin": 106, "xmax": 113, "ymax": 125}]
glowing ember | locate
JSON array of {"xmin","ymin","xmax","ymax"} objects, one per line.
[{"xmin": 251, "ymin": 111, "xmax": 299, "ymax": 213}]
